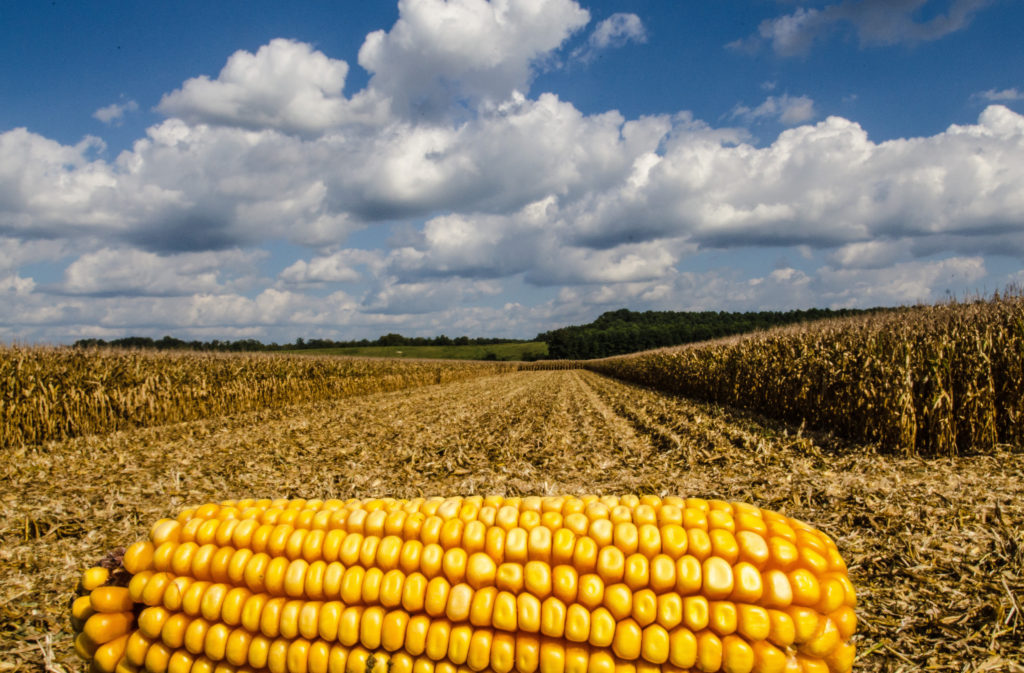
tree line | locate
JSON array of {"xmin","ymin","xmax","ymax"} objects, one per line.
[
  {"xmin": 73, "ymin": 307, "xmax": 889, "ymax": 359},
  {"xmin": 73, "ymin": 334, "xmax": 527, "ymax": 352},
  {"xmin": 534, "ymin": 307, "xmax": 888, "ymax": 359}
]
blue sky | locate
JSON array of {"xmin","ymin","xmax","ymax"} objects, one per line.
[{"xmin": 2, "ymin": 0, "xmax": 1023, "ymax": 343}]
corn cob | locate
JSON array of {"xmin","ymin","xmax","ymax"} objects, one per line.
[{"xmin": 71, "ymin": 495, "xmax": 856, "ymax": 673}]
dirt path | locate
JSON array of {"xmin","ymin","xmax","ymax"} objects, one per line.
[{"xmin": 2, "ymin": 370, "xmax": 1021, "ymax": 672}]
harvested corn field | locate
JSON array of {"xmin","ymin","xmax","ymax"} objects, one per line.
[{"xmin": 2, "ymin": 369, "xmax": 1022, "ymax": 672}]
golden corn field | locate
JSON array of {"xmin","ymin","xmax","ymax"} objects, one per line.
[
  {"xmin": 1, "ymin": 297, "xmax": 1022, "ymax": 673},
  {"xmin": 585, "ymin": 295, "xmax": 1024, "ymax": 457},
  {"xmin": 0, "ymin": 349, "xmax": 515, "ymax": 447}
]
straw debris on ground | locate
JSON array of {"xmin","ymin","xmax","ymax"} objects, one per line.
[{"xmin": 1, "ymin": 369, "xmax": 1021, "ymax": 672}]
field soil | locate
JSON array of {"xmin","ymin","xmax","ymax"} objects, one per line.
[{"xmin": 2, "ymin": 370, "xmax": 1022, "ymax": 672}]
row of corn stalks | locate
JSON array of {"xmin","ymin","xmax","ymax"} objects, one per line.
[
  {"xmin": 585, "ymin": 294, "xmax": 1024, "ymax": 457},
  {"xmin": 0, "ymin": 349, "xmax": 516, "ymax": 448}
]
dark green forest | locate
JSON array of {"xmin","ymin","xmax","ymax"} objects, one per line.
[{"xmin": 535, "ymin": 307, "xmax": 885, "ymax": 359}]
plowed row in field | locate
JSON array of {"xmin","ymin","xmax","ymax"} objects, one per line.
[{"xmin": 2, "ymin": 371, "xmax": 1022, "ymax": 672}]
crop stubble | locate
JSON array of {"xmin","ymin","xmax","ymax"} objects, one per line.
[{"xmin": 1, "ymin": 370, "xmax": 1021, "ymax": 672}]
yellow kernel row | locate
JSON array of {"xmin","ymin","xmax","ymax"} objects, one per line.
[
  {"xmin": 166, "ymin": 497, "xmax": 835, "ymax": 562},
  {"xmin": 134, "ymin": 535, "xmax": 854, "ymax": 618},
  {"xmin": 141, "ymin": 522, "xmax": 845, "ymax": 596},
  {"xmin": 128, "ymin": 565, "xmax": 855, "ymax": 657},
  {"xmin": 120, "ymin": 602, "xmax": 819, "ymax": 673}
]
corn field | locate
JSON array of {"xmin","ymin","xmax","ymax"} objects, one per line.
[
  {"xmin": 0, "ymin": 348, "xmax": 515, "ymax": 448},
  {"xmin": 586, "ymin": 294, "xmax": 1024, "ymax": 457}
]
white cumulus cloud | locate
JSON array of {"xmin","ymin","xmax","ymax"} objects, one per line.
[
  {"xmin": 731, "ymin": 94, "xmax": 817, "ymax": 126},
  {"xmin": 157, "ymin": 39, "xmax": 385, "ymax": 135},
  {"xmin": 733, "ymin": 0, "xmax": 994, "ymax": 56},
  {"xmin": 358, "ymin": 0, "xmax": 590, "ymax": 119},
  {"xmin": 973, "ymin": 87, "xmax": 1024, "ymax": 102},
  {"xmin": 93, "ymin": 99, "xmax": 139, "ymax": 125}
]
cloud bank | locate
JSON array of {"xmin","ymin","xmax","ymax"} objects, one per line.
[{"xmin": 1, "ymin": 0, "xmax": 1022, "ymax": 343}]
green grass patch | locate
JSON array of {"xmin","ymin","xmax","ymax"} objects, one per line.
[{"xmin": 290, "ymin": 341, "xmax": 548, "ymax": 361}]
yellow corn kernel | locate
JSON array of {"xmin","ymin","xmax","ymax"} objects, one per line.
[
  {"xmin": 467, "ymin": 553, "xmax": 497, "ymax": 589},
  {"xmin": 661, "ymin": 526, "xmax": 688, "ymax": 559},
  {"xmin": 74, "ymin": 632, "xmax": 97, "ymax": 660},
  {"xmin": 701, "ymin": 558, "xmax": 734, "ymax": 600},
  {"xmin": 448, "ymin": 624, "xmax": 473, "ymax": 664},
  {"xmin": 640, "ymin": 624, "xmax": 670, "ymax": 664},
  {"xmin": 443, "ymin": 548, "xmax": 469, "ymax": 584},
  {"xmin": 750, "ymin": 640, "xmax": 787, "ymax": 673},
  {"xmin": 467, "ymin": 629, "xmax": 493, "ymax": 671},
  {"xmin": 491, "ymin": 632, "xmax": 516, "ymax": 673},
  {"xmin": 565, "ymin": 604, "xmax": 591, "ymax": 642},
  {"xmin": 493, "ymin": 591, "xmax": 518, "ymax": 631},
  {"xmin": 405, "ymin": 614, "xmax": 431, "ymax": 656},
  {"xmin": 362, "ymin": 567, "xmax": 385, "ymax": 604},
  {"xmin": 687, "ymin": 529, "xmax": 712, "ymax": 561},
  {"xmin": 539, "ymin": 639, "xmax": 565, "ymax": 673},
  {"xmin": 596, "ymin": 546, "xmax": 625, "ymax": 585},
  {"xmin": 623, "ymin": 554, "xmax": 650, "ymax": 591},
  {"xmin": 84, "ymin": 611, "xmax": 134, "ymax": 645},
  {"xmin": 709, "ymin": 601, "xmax": 737, "ymax": 636},
  {"xmin": 144, "ymin": 640, "xmax": 175, "ymax": 673},
  {"xmin": 123, "ymin": 541, "xmax": 156, "ymax": 574},
  {"xmin": 587, "ymin": 650, "xmax": 615, "ymax": 673},
  {"xmin": 518, "ymin": 592, "xmax": 542, "ymax": 632},
  {"xmin": 824, "ymin": 642, "xmax": 856, "ymax": 673},
  {"xmin": 447, "ymin": 582, "xmax": 474, "ymax": 621},
  {"xmin": 541, "ymin": 597, "xmax": 567, "ymax": 638},
  {"xmin": 667, "ymin": 627, "xmax": 697, "ymax": 669},
  {"xmin": 470, "ymin": 586, "xmax": 498, "ymax": 627},
  {"xmin": 603, "ymin": 584, "xmax": 632, "ymax": 620},
  {"xmin": 565, "ymin": 645, "xmax": 589, "ymax": 673},
  {"xmin": 223, "ymin": 628, "xmax": 252, "ymax": 666},
  {"xmin": 92, "ymin": 633, "xmax": 130, "ymax": 673},
  {"xmin": 762, "ymin": 570, "xmax": 793, "ymax": 608},
  {"xmin": 127, "ymin": 570, "xmax": 153, "ymax": 604},
  {"xmin": 497, "ymin": 563, "xmax": 525, "ymax": 593},
  {"xmin": 736, "ymin": 532, "xmax": 770, "ymax": 568},
  {"xmin": 81, "ymin": 567, "xmax": 110, "ymax": 592},
  {"xmin": 695, "ymin": 631, "xmax": 723, "ymax": 673},
  {"xmin": 515, "ymin": 634, "xmax": 541, "ymax": 673},
  {"xmin": 425, "ymin": 618, "xmax": 452, "ymax": 661},
  {"xmin": 721, "ymin": 635, "xmax": 755, "ymax": 673},
  {"xmin": 786, "ymin": 606, "xmax": 820, "ymax": 644},
  {"xmin": 829, "ymin": 606, "xmax": 857, "ymax": 642},
  {"xmin": 338, "ymin": 606, "xmax": 364, "ymax": 647},
  {"xmin": 525, "ymin": 561, "xmax": 553, "ymax": 598},
  {"xmin": 588, "ymin": 608, "xmax": 615, "ymax": 648},
  {"xmin": 737, "ymin": 604, "xmax": 771, "ymax": 642},
  {"xmin": 800, "ymin": 617, "xmax": 840, "ymax": 658},
  {"xmin": 72, "ymin": 594, "xmax": 95, "ymax": 623},
  {"xmin": 425, "ymin": 576, "xmax": 452, "ymax": 617},
  {"xmin": 656, "ymin": 592, "xmax": 683, "ymax": 630},
  {"xmin": 577, "ymin": 574, "xmax": 604, "ymax": 609},
  {"xmin": 124, "ymin": 631, "xmax": 151, "ymax": 666},
  {"xmin": 683, "ymin": 596, "xmax": 709, "ymax": 632},
  {"xmin": 766, "ymin": 610, "xmax": 795, "ymax": 648},
  {"xmin": 632, "ymin": 589, "xmax": 657, "ymax": 627},
  {"xmin": 573, "ymin": 537, "xmax": 599, "ymax": 574},
  {"xmin": 675, "ymin": 556, "xmax": 701, "ymax": 595}
]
